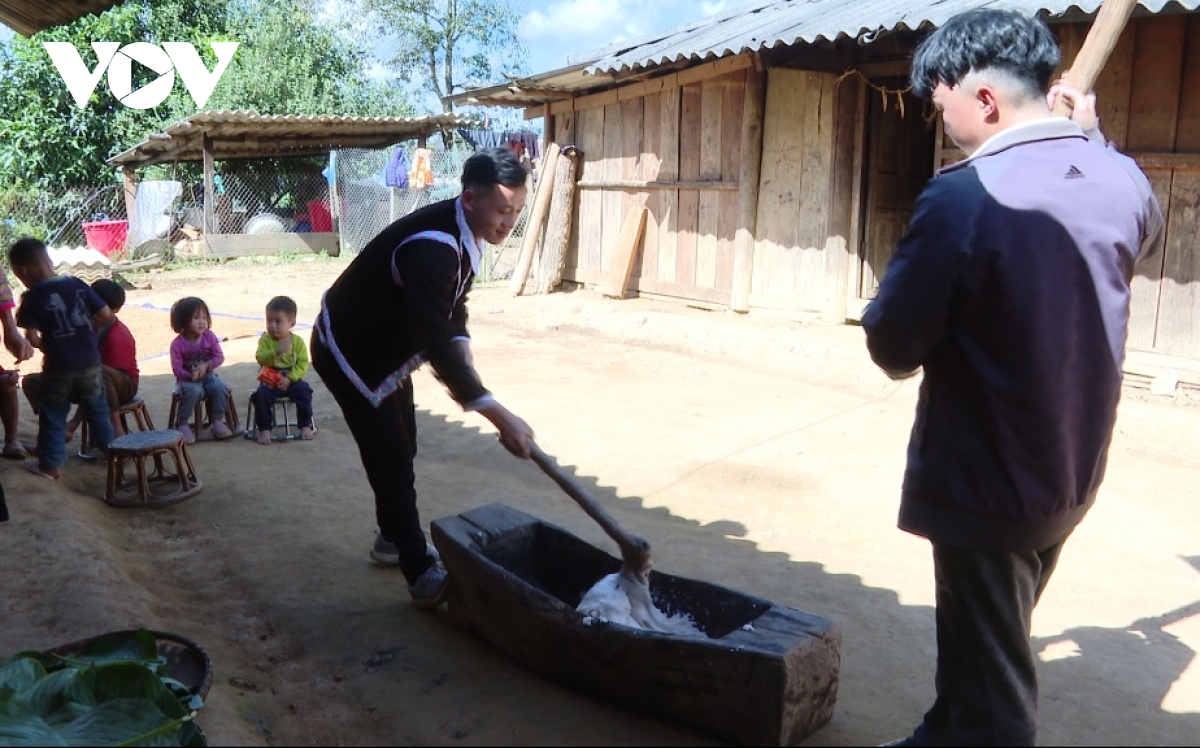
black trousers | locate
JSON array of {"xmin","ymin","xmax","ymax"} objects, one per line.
[
  {"xmin": 909, "ymin": 537, "xmax": 1068, "ymax": 747},
  {"xmin": 311, "ymin": 335, "xmax": 434, "ymax": 585},
  {"xmin": 251, "ymin": 379, "xmax": 314, "ymax": 431},
  {"xmin": 0, "ymin": 479, "xmax": 7, "ymax": 522}
]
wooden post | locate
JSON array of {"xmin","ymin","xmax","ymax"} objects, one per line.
[
  {"xmin": 1052, "ymin": 0, "xmax": 1139, "ymax": 115},
  {"xmin": 510, "ymin": 142, "xmax": 561, "ymax": 295},
  {"xmin": 600, "ymin": 205, "xmax": 648, "ymax": 299},
  {"xmin": 121, "ymin": 168, "xmax": 138, "ymax": 250},
  {"xmin": 535, "ymin": 145, "xmax": 581, "ymax": 294},
  {"xmin": 730, "ymin": 62, "xmax": 766, "ymax": 313},
  {"xmin": 202, "ymin": 134, "xmax": 216, "ymax": 236}
]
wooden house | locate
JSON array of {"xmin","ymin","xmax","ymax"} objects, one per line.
[{"xmin": 451, "ymin": 0, "xmax": 1200, "ymax": 378}]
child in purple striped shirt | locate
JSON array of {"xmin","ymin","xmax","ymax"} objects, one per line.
[{"xmin": 169, "ymin": 297, "xmax": 233, "ymax": 443}]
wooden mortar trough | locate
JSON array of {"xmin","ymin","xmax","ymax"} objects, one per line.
[{"xmin": 430, "ymin": 503, "xmax": 841, "ymax": 746}]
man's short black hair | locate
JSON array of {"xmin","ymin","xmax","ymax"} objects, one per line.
[
  {"xmin": 8, "ymin": 236, "xmax": 48, "ymax": 268},
  {"xmin": 266, "ymin": 295, "xmax": 298, "ymax": 319},
  {"xmin": 910, "ymin": 9, "xmax": 1061, "ymax": 99},
  {"xmin": 461, "ymin": 147, "xmax": 528, "ymax": 192},
  {"xmin": 91, "ymin": 279, "xmax": 125, "ymax": 312}
]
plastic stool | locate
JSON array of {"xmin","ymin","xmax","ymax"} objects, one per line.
[{"xmin": 103, "ymin": 429, "xmax": 202, "ymax": 508}]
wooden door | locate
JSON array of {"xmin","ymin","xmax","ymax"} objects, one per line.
[{"xmin": 858, "ymin": 79, "xmax": 937, "ymax": 298}]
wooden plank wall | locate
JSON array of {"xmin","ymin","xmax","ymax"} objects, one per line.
[
  {"xmin": 1061, "ymin": 15, "xmax": 1200, "ymax": 358},
  {"xmin": 554, "ymin": 60, "xmax": 748, "ymax": 305},
  {"xmin": 750, "ymin": 68, "xmax": 838, "ymax": 313}
]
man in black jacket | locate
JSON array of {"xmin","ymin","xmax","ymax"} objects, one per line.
[
  {"xmin": 864, "ymin": 9, "xmax": 1163, "ymax": 746},
  {"xmin": 312, "ymin": 147, "xmax": 534, "ymax": 609}
]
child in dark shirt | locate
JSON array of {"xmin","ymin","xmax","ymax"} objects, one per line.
[{"xmin": 9, "ymin": 237, "xmax": 113, "ymax": 480}]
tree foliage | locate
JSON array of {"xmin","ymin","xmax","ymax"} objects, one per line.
[
  {"xmin": 363, "ymin": 0, "xmax": 526, "ymax": 112},
  {"xmin": 0, "ymin": 0, "xmax": 410, "ymax": 190}
]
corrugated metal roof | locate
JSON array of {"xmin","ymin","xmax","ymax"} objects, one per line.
[
  {"xmin": 0, "ymin": 0, "xmax": 125, "ymax": 36},
  {"xmin": 575, "ymin": 0, "xmax": 1195, "ymax": 74},
  {"xmin": 109, "ymin": 110, "xmax": 475, "ymax": 169},
  {"xmin": 450, "ymin": 0, "xmax": 1197, "ymax": 107}
]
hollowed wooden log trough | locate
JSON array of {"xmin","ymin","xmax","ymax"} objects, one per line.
[{"xmin": 430, "ymin": 503, "xmax": 841, "ymax": 746}]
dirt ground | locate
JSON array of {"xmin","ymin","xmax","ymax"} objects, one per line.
[{"xmin": 2, "ymin": 254, "xmax": 1199, "ymax": 746}]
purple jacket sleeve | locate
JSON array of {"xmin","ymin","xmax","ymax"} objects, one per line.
[
  {"xmin": 170, "ymin": 336, "xmax": 189, "ymax": 380},
  {"xmin": 203, "ymin": 329, "xmax": 225, "ymax": 370}
]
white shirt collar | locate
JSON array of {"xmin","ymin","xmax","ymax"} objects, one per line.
[{"xmin": 454, "ymin": 196, "xmax": 481, "ymax": 274}]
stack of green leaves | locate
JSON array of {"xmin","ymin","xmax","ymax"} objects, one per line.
[{"xmin": 0, "ymin": 629, "xmax": 206, "ymax": 746}]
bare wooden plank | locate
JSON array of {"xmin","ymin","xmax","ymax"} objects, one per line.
[
  {"xmin": 572, "ymin": 88, "xmax": 621, "ymax": 114},
  {"xmin": 658, "ymin": 87, "xmax": 681, "ymax": 284},
  {"xmin": 676, "ymin": 82, "xmax": 703, "ymax": 288},
  {"xmin": 754, "ymin": 69, "xmax": 807, "ymax": 298},
  {"xmin": 203, "ymin": 232, "xmax": 339, "ymax": 258},
  {"xmin": 634, "ymin": 277, "xmax": 731, "ymax": 306},
  {"xmin": 1126, "ymin": 15, "xmax": 1185, "ymax": 151},
  {"xmin": 640, "ymin": 92, "xmax": 662, "ymax": 284},
  {"xmin": 696, "ymin": 79, "xmax": 723, "ymax": 289},
  {"xmin": 601, "ymin": 206, "xmax": 648, "ymax": 298},
  {"xmin": 1128, "ymin": 168, "xmax": 1172, "ymax": 350},
  {"xmin": 1175, "ymin": 15, "xmax": 1200, "ymax": 152},
  {"xmin": 716, "ymin": 71, "xmax": 745, "ymax": 295},
  {"xmin": 796, "ymin": 71, "xmax": 834, "ymax": 305},
  {"xmin": 1132, "ymin": 153, "xmax": 1200, "ymax": 171},
  {"xmin": 570, "ymin": 107, "xmax": 605, "ymax": 279},
  {"xmin": 826, "ymin": 73, "xmax": 860, "ymax": 322},
  {"xmin": 732, "ymin": 64, "xmax": 766, "ymax": 313},
  {"xmin": 621, "ymin": 97, "xmax": 646, "ymax": 283},
  {"xmin": 846, "ymin": 79, "xmax": 867, "ymax": 311},
  {"xmin": 599, "ymin": 103, "xmax": 624, "ymax": 278},
  {"xmin": 677, "ymin": 53, "xmax": 753, "ymax": 87},
  {"xmin": 1154, "ymin": 170, "xmax": 1200, "ymax": 356},
  {"xmin": 577, "ymin": 180, "xmax": 738, "ymax": 190}
]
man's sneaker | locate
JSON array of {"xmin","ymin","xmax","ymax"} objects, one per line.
[
  {"xmin": 370, "ymin": 531, "xmax": 400, "ymax": 564},
  {"xmin": 407, "ymin": 562, "xmax": 449, "ymax": 610},
  {"xmin": 211, "ymin": 420, "xmax": 234, "ymax": 440},
  {"xmin": 176, "ymin": 425, "xmax": 195, "ymax": 444},
  {"xmin": 369, "ymin": 531, "xmax": 441, "ymax": 565}
]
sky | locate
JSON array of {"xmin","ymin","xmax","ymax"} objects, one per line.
[
  {"xmin": 517, "ymin": 0, "xmax": 730, "ymax": 74},
  {"xmin": 1, "ymin": 0, "xmax": 734, "ymax": 113}
]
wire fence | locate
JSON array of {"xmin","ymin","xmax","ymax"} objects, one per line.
[{"xmin": 1, "ymin": 142, "xmax": 535, "ymax": 283}]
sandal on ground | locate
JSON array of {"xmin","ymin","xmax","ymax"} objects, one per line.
[{"xmin": 3, "ymin": 443, "xmax": 29, "ymax": 459}]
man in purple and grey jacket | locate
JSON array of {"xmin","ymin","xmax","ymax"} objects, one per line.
[{"xmin": 863, "ymin": 9, "xmax": 1164, "ymax": 746}]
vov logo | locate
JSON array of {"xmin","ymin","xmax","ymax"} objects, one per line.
[{"xmin": 43, "ymin": 41, "xmax": 239, "ymax": 110}]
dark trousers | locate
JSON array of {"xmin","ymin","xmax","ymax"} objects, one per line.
[
  {"xmin": 0, "ymin": 479, "xmax": 7, "ymax": 522},
  {"xmin": 251, "ymin": 379, "xmax": 314, "ymax": 431},
  {"xmin": 910, "ymin": 537, "xmax": 1068, "ymax": 747},
  {"xmin": 311, "ymin": 335, "xmax": 432, "ymax": 585}
]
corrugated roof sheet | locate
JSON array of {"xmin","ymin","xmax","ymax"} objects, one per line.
[
  {"xmin": 109, "ymin": 110, "xmax": 475, "ymax": 169},
  {"xmin": 574, "ymin": 0, "xmax": 1196, "ymax": 74},
  {"xmin": 0, "ymin": 0, "xmax": 125, "ymax": 36},
  {"xmin": 451, "ymin": 0, "xmax": 1197, "ymax": 107}
]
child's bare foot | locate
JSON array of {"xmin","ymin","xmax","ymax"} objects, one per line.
[
  {"xmin": 256, "ymin": 430, "xmax": 272, "ymax": 445},
  {"xmin": 300, "ymin": 426, "xmax": 314, "ymax": 440}
]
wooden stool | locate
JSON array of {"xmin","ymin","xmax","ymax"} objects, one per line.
[
  {"xmin": 243, "ymin": 393, "xmax": 316, "ymax": 442},
  {"xmin": 104, "ymin": 429, "xmax": 202, "ymax": 508},
  {"xmin": 167, "ymin": 387, "xmax": 241, "ymax": 439},
  {"xmin": 80, "ymin": 397, "xmax": 155, "ymax": 455}
]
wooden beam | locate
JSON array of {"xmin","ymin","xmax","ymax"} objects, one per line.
[
  {"xmin": 202, "ymin": 232, "xmax": 340, "ymax": 259},
  {"xmin": 202, "ymin": 134, "xmax": 216, "ymax": 236},
  {"xmin": 510, "ymin": 143, "xmax": 561, "ymax": 295},
  {"xmin": 730, "ymin": 63, "xmax": 765, "ymax": 313},
  {"xmin": 121, "ymin": 169, "xmax": 138, "ymax": 249},
  {"xmin": 1132, "ymin": 152, "xmax": 1200, "ymax": 171},
  {"xmin": 576, "ymin": 179, "xmax": 738, "ymax": 191}
]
